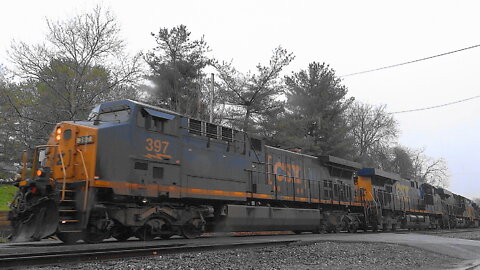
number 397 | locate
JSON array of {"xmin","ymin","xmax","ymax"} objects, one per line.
[{"xmin": 145, "ymin": 138, "xmax": 169, "ymax": 153}]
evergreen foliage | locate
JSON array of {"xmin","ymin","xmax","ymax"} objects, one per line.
[
  {"xmin": 0, "ymin": 14, "xmax": 450, "ymax": 187},
  {"xmin": 269, "ymin": 62, "xmax": 354, "ymax": 157},
  {"xmin": 145, "ymin": 25, "xmax": 211, "ymax": 118}
]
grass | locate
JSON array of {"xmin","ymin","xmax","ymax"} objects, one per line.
[{"xmin": 0, "ymin": 184, "xmax": 17, "ymax": 211}]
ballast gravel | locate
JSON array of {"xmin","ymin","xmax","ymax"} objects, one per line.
[
  {"xmin": 27, "ymin": 241, "xmax": 460, "ymax": 270},
  {"xmin": 418, "ymin": 228, "xmax": 480, "ymax": 240}
]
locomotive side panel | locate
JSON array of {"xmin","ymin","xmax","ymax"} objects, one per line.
[
  {"xmin": 265, "ymin": 147, "xmax": 308, "ymax": 202},
  {"xmin": 393, "ymin": 179, "xmax": 410, "ymax": 212},
  {"xmin": 302, "ymin": 157, "xmax": 325, "ymax": 204},
  {"xmin": 133, "ymin": 107, "xmax": 181, "ymax": 198},
  {"xmin": 95, "ymin": 104, "xmax": 183, "ymax": 198},
  {"xmin": 95, "ymin": 123, "xmax": 134, "ymax": 195},
  {"xmin": 179, "ymin": 117, "xmax": 249, "ymax": 201}
]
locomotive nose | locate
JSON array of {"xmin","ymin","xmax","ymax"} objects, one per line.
[{"xmin": 9, "ymin": 122, "xmax": 99, "ymax": 242}]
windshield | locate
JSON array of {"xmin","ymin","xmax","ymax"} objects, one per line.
[
  {"xmin": 89, "ymin": 104, "xmax": 131, "ymax": 123},
  {"xmin": 98, "ymin": 109, "xmax": 131, "ymax": 122},
  {"xmin": 88, "ymin": 105, "xmax": 101, "ymax": 120}
]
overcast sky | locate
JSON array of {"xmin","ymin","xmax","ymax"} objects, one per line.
[{"xmin": 1, "ymin": 0, "xmax": 479, "ymax": 199}]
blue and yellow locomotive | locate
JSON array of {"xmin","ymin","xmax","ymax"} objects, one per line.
[{"xmin": 9, "ymin": 100, "xmax": 479, "ymax": 243}]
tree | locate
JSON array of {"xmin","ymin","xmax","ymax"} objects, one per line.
[
  {"xmin": 347, "ymin": 102, "xmax": 399, "ymax": 163},
  {"xmin": 409, "ymin": 148, "xmax": 449, "ymax": 187},
  {"xmin": 215, "ymin": 46, "xmax": 294, "ymax": 132},
  {"xmin": 0, "ymin": 68, "xmax": 18, "ymax": 162},
  {"xmin": 4, "ymin": 6, "xmax": 142, "ymax": 148},
  {"xmin": 473, "ymin": 198, "xmax": 480, "ymax": 206},
  {"xmin": 384, "ymin": 146, "xmax": 415, "ymax": 179},
  {"xmin": 378, "ymin": 145, "xmax": 449, "ymax": 187},
  {"xmin": 145, "ymin": 25, "xmax": 210, "ymax": 117},
  {"xmin": 270, "ymin": 62, "xmax": 354, "ymax": 157}
]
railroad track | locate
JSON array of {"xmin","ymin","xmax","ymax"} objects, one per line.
[
  {"xmin": 2, "ymin": 226, "xmax": 479, "ymax": 268},
  {"xmin": 416, "ymin": 228, "xmax": 480, "ymax": 235},
  {"xmin": 0, "ymin": 237, "xmax": 297, "ymax": 268}
]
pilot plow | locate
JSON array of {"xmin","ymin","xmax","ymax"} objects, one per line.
[{"xmin": 9, "ymin": 188, "xmax": 59, "ymax": 242}]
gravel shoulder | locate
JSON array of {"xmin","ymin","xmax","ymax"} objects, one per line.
[
  {"xmin": 27, "ymin": 240, "xmax": 461, "ymax": 270},
  {"xmin": 416, "ymin": 228, "xmax": 480, "ymax": 241}
]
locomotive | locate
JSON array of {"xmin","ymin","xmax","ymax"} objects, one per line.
[{"xmin": 9, "ymin": 99, "xmax": 480, "ymax": 243}]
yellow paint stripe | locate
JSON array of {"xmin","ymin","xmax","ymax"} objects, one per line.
[
  {"xmin": 187, "ymin": 188, "xmax": 245, "ymax": 198},
  {"xmin": 94, "ymin": 180, "xmax": 375, "ymax": 206},
  {"xmin": 144, "ymin": 153, "xmax": 172, "ymax": 159},
  {"xmin": 249, "ymin": 193, "xmax": 274, "ymax": 199},
  {"xmin": 95, "ymin": 180, "xmax": 246, "ymax": 198}
]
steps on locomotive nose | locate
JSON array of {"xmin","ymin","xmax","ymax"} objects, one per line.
[{"xmin": 57, "ymin": 182, "xmax": 83, "ymax": 233}]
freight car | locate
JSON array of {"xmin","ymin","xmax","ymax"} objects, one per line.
[{"xmin": 8, "ymin": 100, "xmax": 479, "ymax": 243}]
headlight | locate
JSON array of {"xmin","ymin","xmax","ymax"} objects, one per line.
[
  {"xmin": 76, "ymin": 135, "xmax": 94, "ymax": 145},
  {"xmin": 55, "ymin": 127, "xmax": 62, "ymax": 141}
]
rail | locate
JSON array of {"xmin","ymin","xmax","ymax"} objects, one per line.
[{"xmin": 0, "ymin": 236, "xmax": 297, "ymax": 268}]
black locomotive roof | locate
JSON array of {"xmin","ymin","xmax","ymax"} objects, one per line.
[
  {"xmin": 318, "ymin": 155, "xmax": 362, "ymax": 171},
  {"xmin": 108, "ymin": 99, "xmax": 182, "ymax": 117},
  {"xmin": 358, "ymin": 168, "xmax": 402, "ymax": 182},
  {"xmin": 125, "ymin": 99, "xmax": 363, "ymax": 171}
]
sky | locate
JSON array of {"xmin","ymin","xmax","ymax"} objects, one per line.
[{"xmin": 1, "ymin": 0, "xmax": 479, "ymax": 199}]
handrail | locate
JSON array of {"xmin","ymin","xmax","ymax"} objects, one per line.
[
  {"xmin": 37, "ymin": 145, "xmax": 68, "ymax": 199},
  {"xmin": 56, "ymin": 145, "xmax": 68, "ymax": 201},
  {"xmin": 366, "ymin": 189, "xmax": 379, "ymax": 209},
  {"xmin": 76, "ymin": 149, "xmax": 90, "ymax": 211},
  {"xmin": 21, "ymin": 150, "xmax": 28, "ymax": 180},
  {"xmin": 30, "ymin": 148, "xmax": 40, "ymax": 180}
]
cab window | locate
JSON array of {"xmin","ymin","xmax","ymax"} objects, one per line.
[
  {"xmin": 137, "ymin": 108, "xmax": 177, "ymax": 135},
  {"xmin": 97, "ymin": 104, "xmax": 131, "ymax": 122}
]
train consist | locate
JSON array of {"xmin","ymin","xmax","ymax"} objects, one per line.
[{"xmin": 9, "ymin": 100, "xmax": 480, "ymax": 243}]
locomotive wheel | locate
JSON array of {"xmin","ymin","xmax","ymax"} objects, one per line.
[
  {"xmin": 182, "ymin": 220, "xmax": 203, "ymax": 239},
  {"xmin": 342, "ymin": 216, "xmax": 358, "ymax": 234},
  {"xmin": 160, "ymin": 234, "xmax": 174, "ymax": 240},
  {"xmin": 111, "ymin": 225, "xmax": 132, "ymax": 242},
  {"xmin": 57, "ymin": 232, "xmax": 83, "ymax": 244},
  {"xmin": 83, "ymin": 224, "xmax": 111, "ymax": 244},
  {"xmin": 136, "ymin": 226, "xmax": 156, "ymax": 241},
  {"xmin": 347, "ymin": 223, "xmax": 358, "ymax": 233}
]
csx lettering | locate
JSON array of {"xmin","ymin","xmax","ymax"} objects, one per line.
[
  {"xmin": 273, "ymin": 161, "xmax": 300, "ymax": 182},
  {"xmin": 267, "ymin": 155, "xmax": 273, "ymax": 184},
  {"xmin": 145, "ymin": 138, "xmax": 169, "ymax": 154}
]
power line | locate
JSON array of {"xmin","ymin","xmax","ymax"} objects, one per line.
[
  {"xmin": 340, "ymin": 43, "xmax": 480, "ymax": 78},
  {"xmin": 390, "ymin": 94, "xmax": 480, "ymax": 114}
]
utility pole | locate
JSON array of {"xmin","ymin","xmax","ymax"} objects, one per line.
[{"xmin": 209, "ymin": 73, "xmax": 214, "ymax": 123}]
